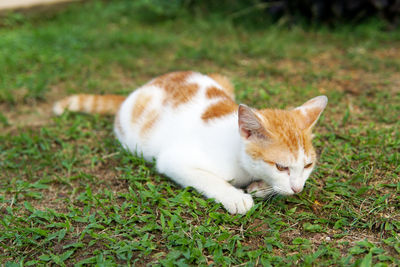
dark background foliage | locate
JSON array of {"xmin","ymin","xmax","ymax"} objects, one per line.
[{"xmin": 137, "ymin": 0, "xmax": 400, "ymax": 28}]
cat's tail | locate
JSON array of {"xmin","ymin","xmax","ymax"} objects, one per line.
[{"xmin": 53, "ymin": 94, "xmax": 126, "ymax": 116}]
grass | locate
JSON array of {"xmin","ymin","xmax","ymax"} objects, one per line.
[{"xmin": 0, "ymin": 0, "xmax": 399, "ymax": 266}]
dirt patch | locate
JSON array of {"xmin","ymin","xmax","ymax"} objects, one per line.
[
  {"xmin": 280, "ymin": 226, "xmax": 388, "ymax": 256},
  {"xmin": 243, "ymin": 218, "xmax": 270, "ymax": 249},
  {"xmin": 251, "ymin": 49, "xmax": 399, "ymax": 99},
  {"xmin": 0, "ymin": 85, "xmax": 64, "ymax": 133},
  {"xmin": 372, "ymin": 47, "xmax": 400, "ymax": 60}
]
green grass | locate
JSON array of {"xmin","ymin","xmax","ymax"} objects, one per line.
[{"xmin": 1, "ymin": 1, "xmax": 399, "ymax": 266}]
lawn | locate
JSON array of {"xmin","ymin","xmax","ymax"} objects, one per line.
[{"xmin": 0, "ymin": 1, "xmax": 399, "ymax": 266}]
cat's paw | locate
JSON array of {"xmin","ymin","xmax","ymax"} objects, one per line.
[{"xmin": 219, "ymin": 190, "xmax": 254, "ymax": 215}]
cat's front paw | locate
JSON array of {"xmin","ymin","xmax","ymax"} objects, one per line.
[{"xmin": 219, "ymin": 190, "xmax": 254, "ymax": 215}]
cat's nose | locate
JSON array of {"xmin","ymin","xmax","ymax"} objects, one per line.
[{"xmin": 291, "ymin": 185, "xmax": 303, "ymax": 194}]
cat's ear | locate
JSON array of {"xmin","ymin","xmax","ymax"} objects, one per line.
[
  {"xmin": 295, "ymin": 95, "xmax": 328, "ymax": 130},
  {"xmin": 238, "ymin": 104, "xmax": 268, "ymax": 139}
]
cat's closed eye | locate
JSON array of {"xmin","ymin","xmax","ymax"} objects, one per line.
[
  {"xmin": 275, "ymin": 163, "xmax": 289, "ymax": 172},
  {"xmin": 304, "ymin": 163, "xmax": 313, "ymax": 169}
]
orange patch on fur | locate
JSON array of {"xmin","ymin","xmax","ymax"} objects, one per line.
[
  {"xmin": 246, "ymin": 109, "xmax": 316, "ymax": 162},
  {"xmin": 153, "ymin": 71, "xmax": 191, "ymax": 85},
  {"xmin": 260, "ymin": 110, "xmax": 303, "ymax": 155},
  {"xmin": 54, "ymin": 94, "xmax": 125, "ymax": 115},
  {"xmin": 140, "ymin": 110, "xmax": 159, "ymax": 137},
  {"xmin": 104, "ymin": 95, "xmax": 126, "ymax": 114},
  {"xmin": 151, "ymin": 71, "xmax": 199, "ymax": 107},
  {"xmin": 167, "ymin": 83, "xmax": 198, "ymax": 107},
  {"xmin": 131, "ymin": 93, "xmax": 152, "ymax": 124},
  {"xmin": 206, "ymin": 86, "xmax": 231, "ymax": 99},
  {"xmin": 202, "ymin": 99, "xmax": 237, "ymax": 122},
  {"xmin": 246, "ymin": 141, "xmax": 301, "ymax": 165},
  {"xmin": 263, "ymin": 160, "xmax": 275, "ymax": 166},
  {"xmin": 209, "ymin": 73, "xmax": 235, "ymax": 99},
  {"xmin": 77, "ymin": 94, "xmax": 84, "ymax": 111},
  {"xmin": 71, "ymin": 94, "xmax": 126, "ymax": 114}
]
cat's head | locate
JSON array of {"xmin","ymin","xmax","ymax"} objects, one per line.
[{"xmin": 238, "ymin": 96, "xmax": 328, "ymax": 196}]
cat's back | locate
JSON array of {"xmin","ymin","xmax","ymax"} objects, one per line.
[{"xmin": 115, "ymin": 71, "xmax": 238, "ymax": 159}]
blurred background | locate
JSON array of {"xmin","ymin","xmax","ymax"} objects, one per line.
[
  {"xmin": 130, "ymin": 0, "xmax": 400, "ymax": 28},
  {"xmin": 2, "ymin": 0, "xmax": 400, "ymax": 27}
]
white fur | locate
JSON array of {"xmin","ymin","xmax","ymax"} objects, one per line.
[
  {"xmin": 114, "ymin": 72, "xmax": 324, "ymax": 214},
  {"xmin": 53, "ymin": 95, "xmax": 80, "ymax": 115},
  {"xmin": 53, "ymin": 102, "xmax": 64, "ymax": 115},
  {"xmin": 68, "ymin": 95, "xmax": 80, "ymax": 112},
  {"xmin": 83, "ymin": 95, "xmax": 94, "ymax": 113},
  {"xmin": 241, "ymin": 145, "xmax": 314, "ymax": 197}
]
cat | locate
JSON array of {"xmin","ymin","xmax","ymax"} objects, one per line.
[{"xmin": 53, "ymin": 71, "xmax": 327, "ymax": 214}]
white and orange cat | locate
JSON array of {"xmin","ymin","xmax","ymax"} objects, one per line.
[{"xmin": 54, "ymin": 71, "xmax": 327, "ymax": 214}]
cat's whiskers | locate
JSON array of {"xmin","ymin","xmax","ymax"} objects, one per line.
[
  {"xmin": 259, "ymin": 188, "xmax": 275, "ymax": 195},
  {"xmin": 271, "ymin": 186, "xmax": 287, "ymax": 196},
  {"xmin": 248, "ymin": 185, "xmax": 278, "ymax": 200},
  {"xmin": 265, "ymin": 193, "xmax": 276, "ymax": 202}
]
